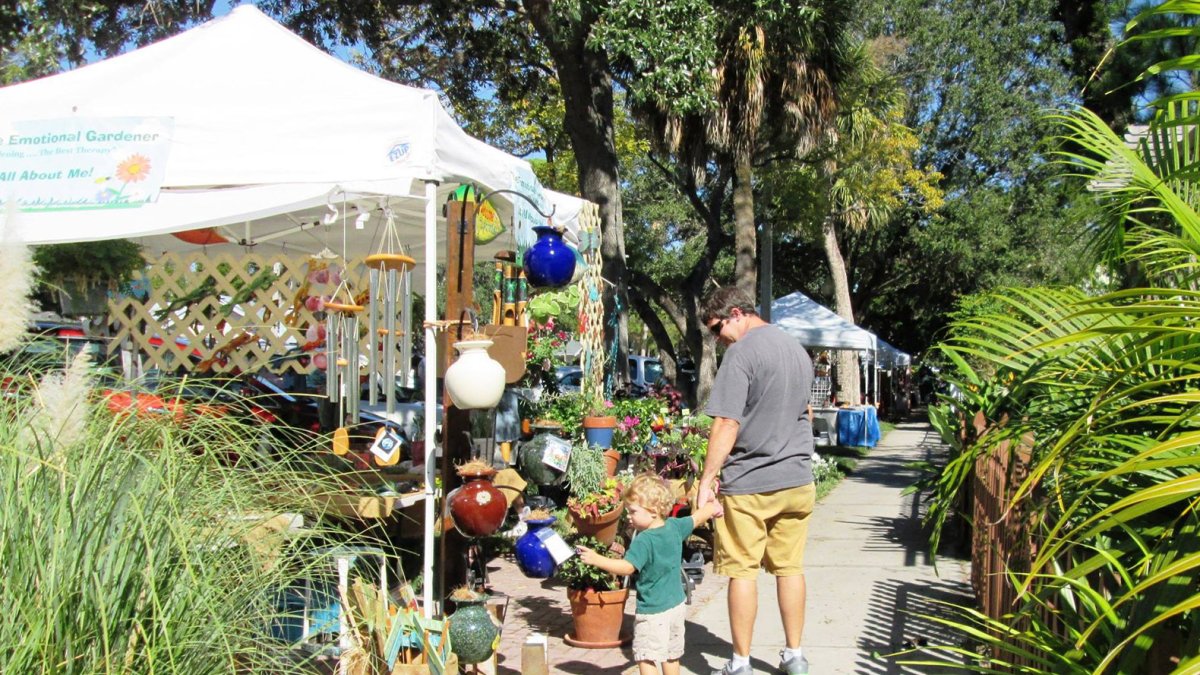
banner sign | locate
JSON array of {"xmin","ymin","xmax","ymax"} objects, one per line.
[{"xmin": 0, "ymin": 117, "xmax": 173, "ymax": 211}]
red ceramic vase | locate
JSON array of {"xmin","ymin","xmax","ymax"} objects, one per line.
[{"xmin": 448, "ymin": 469, "xmax": 507, "ymax": 538}]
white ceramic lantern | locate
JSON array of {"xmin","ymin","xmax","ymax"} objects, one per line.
[{"xmin": 445, "ymin": 338, "xmax": 506, "ymax": 410}]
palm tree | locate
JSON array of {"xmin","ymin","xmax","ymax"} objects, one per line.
[
  {"xmin": 629, "ymin": 0, "xmax": 853, "ymax": 400},
  {"xmin": 909, "ymin": 3, "xmax": 1200, "ymax": 670}
]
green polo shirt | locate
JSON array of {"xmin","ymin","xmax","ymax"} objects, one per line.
[{"xmin": 624, "ymin": 516, "xmax": 694, "ymax": 614}]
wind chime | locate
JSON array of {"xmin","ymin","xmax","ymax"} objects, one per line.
[
  {"xmin": 363, "ymin": 204, "xmax": 415, "ymax": 466},
  {"xmin": 323, "ymin": 196, "xmax": 365, "ymax": 458}
]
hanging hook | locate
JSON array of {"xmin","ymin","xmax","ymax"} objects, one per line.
[
  {"xmin": 476, "ymin": 188, "xmax": 557, "ymax": 220},
  {"xmin": 456, "ymin": 307, "xmax": 480, "ymax": 341}
]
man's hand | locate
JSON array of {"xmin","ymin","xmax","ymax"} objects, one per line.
[{"xmin": 696, "ymin": 480, "xmax": 724, "ymax": 519}]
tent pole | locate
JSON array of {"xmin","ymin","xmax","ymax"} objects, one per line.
[{"xmin": 422, "ymin": 179, "xmax": 439, "ymax": 619}]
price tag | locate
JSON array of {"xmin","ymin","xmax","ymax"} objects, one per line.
[
  {"xmin": 535, "ymin": 527, "xmax": 575, "ymax": 564},
  {"xmin": 541, "ymin": 435, "xmax": 571, "ymax": 472},
  {"xmin": 370, "ymin": 428, "xmax": 403, "ymax": 462}
]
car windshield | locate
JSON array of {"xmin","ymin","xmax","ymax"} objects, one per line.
[{"xmin": 644, "ymin": 361, "xmax": 664, "ymax": 385}]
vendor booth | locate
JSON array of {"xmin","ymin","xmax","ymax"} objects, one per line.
[
  {"xmin": 770, "ymin": 291, "xmax": 881, "ymax": 446},
  {"xmin": 0, "ymin": 5, "xmax": 597, "ymax": 633}
]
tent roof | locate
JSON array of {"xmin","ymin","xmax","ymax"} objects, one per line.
[
  {"xmin": 871, "ymin": 336, "xmax": 911, "ymax": 368},
  {"xmin": 770, "ymin": 291, "xmax": 876, "ymax": 351},
  {"xmin": 0, "ymin": 5, "xmax": 581, "ymax": 263}
]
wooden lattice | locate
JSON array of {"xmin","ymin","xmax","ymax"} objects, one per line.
[
  {"xmin": 109, "ymin": 251, "xmax": 407, "ymax": 376},
  {"xmin": 575, "ymin": 202, "xmax": 605, "ymax": 402}
]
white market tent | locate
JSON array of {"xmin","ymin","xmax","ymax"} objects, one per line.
[
  {"xmin": 771, "ymin": 291, "xmax": 877, "ymax": 352},
  {"xmin": 0, "ymin": 5, "xmax": 589, "ymax": 617}
]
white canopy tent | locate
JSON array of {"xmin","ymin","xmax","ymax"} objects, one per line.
[
  {"xmin": 770, "ymin": 291, "xmax": 877, "ymax": 352},
  {"xmin": 0, "ymin": 5, "xmax": 589, "ymax": 616}
]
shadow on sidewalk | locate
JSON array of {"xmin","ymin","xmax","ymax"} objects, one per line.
[
  {"xmin": 677, "ymin": 620, "xmax": 775, "ymax": 675},
  {"xmin": 854, "ymin": 576, "xmax": 975, "ymax": 674}
]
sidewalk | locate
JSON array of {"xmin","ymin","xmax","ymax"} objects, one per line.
[{"xmin": 487, "ymin": 415, "xmax": 973, "ymax": 674}]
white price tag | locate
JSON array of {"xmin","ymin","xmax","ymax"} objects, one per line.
[
  {"xmin": 535, "ymin": 528, "xmax": 575, "ymax": 564},
  {"xmin": 541, "ymin": 435, "xmax": 572, "ymax": 472},
  {"xmin": 369, "ymin": 428, "xmax": 403, "ymax": 462}
]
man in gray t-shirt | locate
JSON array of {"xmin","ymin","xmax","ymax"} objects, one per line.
[{"xmin": 698, "ymin": 287, "xmax": 816, "ymax": 675}]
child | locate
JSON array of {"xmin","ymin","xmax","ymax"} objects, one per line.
[{"xmin": 577, "ymin": 474, "xmax": 723, "ymax": 675}]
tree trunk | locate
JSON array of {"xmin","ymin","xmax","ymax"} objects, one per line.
[
  {"xmin": 822, "ymin": 213, "xmax": 861, "ymax": 405},
  {"xmin": 526, "ymin": 0, "xmax": 630, "ymax": 386},
  {"xmin": 732, "ymin": 154, "xmax": 757, "ymax": 296}
]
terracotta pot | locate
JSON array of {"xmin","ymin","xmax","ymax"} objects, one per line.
[
  {"xmin": 602, "ymin": 449, "xmax": 621, "ymax": 477},
  {"xmin": 564, "ymin": 587, "xmax": 631, "ymax": 648},
  {"xmin": 569, "ymin": 502, "xmax": 624, "ymax": 545},
  {"xmin": 582, "ymin": 415, "xmax": 617, "ymax": 449},
  {"xmin": 448, "ymin": 469, "xmax": 506, "ymax": 537}
]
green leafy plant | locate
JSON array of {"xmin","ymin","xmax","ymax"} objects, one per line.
[
  {"xmin": 536, "ymin": 391, "xmax": 587, "ymax": 439},
  {"xmin": 33, "ymin": 239, "xmax": 145, "ymax": 288},
  {"xmin": 564, "ymin": 439, "xmax": 607, "ymax": 498},
  {"xmin": 566, "ymin": 476, "xmax": 626, "ymax": 519},
  {"xmin": 557, "ymin": 535, "xmax": 622, "ymax": 592}
]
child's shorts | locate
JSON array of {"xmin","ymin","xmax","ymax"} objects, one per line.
[{"xmin": 632, "ymin": 601, "xmax": 687, "ymax": 663}]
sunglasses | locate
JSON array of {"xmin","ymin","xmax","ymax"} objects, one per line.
[{"xmin": 708, "ymin": 318, "xmax": 727, "ymax": 337}]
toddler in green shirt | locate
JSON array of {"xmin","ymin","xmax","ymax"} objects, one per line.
[{"xmin": 578, "ymin": 474, "xmax": 722, "ymax": 675}]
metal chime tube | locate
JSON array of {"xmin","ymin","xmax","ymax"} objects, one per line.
[
  {"xmin": 345, "ymin": 315, "xmax": 360, "ymax": 422},
  {"xmin": 367, "ymin": 268, "xmax": 380, "ymax": 406},
  {"xmin": 384, "ymin": 268, "xmax": 399, "ymax": 416},
  {"xmin": 400, "ymin": 267, "xmax": 413, "ymax": 389},
  {"xmin": 325, "ymin": 310, "xmax": 339, "ymax": 404}
]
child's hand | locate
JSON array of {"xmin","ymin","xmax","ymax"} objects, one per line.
[{"xmin": 575, "ymin": 545, "xmax": 601, "ymax": 566}]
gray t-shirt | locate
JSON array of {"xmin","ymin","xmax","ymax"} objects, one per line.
[{"xmin": 704, "ymin": 323, "xmax": 814, "ymax": 494}]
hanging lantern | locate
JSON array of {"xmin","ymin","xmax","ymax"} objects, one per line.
[
  {"xmin": 522, "ymin": 225, "xmax": 576, "ymax": 288},
  {"xmin": 444, "ymin": 336, "xmax": 505, "ymax": 410}
]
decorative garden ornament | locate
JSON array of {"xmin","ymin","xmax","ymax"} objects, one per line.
[
  {"xmin": 514, "ymin": 516, "xmax": 559, "ymax": 578},
  {"xmin": 522, "ymin": 225, "xmax": 576, "ymax": 288},
  {"xmin": 362, "ymin": 203, "xmax": 416, "ymax": 422},
  {"xmin": 447, "ymin": 465, "xmax": 506, "ymax": 537},
  {"xmin": 447, "ymin": 591, "xmax": 500, "ymax": 664},
  {"xmin": 444, "ymin": 336, "xmax": 505, "ymax": 410}
]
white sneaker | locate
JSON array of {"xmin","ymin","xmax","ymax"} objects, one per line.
[{"xmin": 711, "ymin": 661, "xmax": 753, "ymax": 675}]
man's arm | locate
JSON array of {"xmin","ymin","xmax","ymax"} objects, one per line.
[{"xmin": 697, "ymin": 416, "xmax": 739, "ymax": 508}]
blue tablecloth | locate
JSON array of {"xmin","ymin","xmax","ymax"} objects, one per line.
[{"xmin": 837, "ymin": 406, "xmax": 880, "ymax": 447}]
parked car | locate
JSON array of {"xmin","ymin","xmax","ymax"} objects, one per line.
[
  {"xmin": 555, "ymin": 365, "xmax": 582, "ymax": 394},
  {"xmin": 627, "ymin": 355, "xmax": 665, "ymax": 396}
]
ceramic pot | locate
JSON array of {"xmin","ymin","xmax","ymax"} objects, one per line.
[
  {"xmin": 564, "ymin": 587, "xmax": 631, "ymax": 648},
  {"xmin": 582, "ymin": 415, "xmax": 617, "ymax": 449},
  {"xmin": 447, "ymin": 595, "xmax": 500, "ymax": 664},
  {"xmin": 522, "ymin": 226, "xmax": 576, "ymax": 288},
  {"xmin": 568, "ymin": 502, "xmax": 624, "ymax": 546},
  {"xmin": 444, "ymin": 338, "xmax": 505, "ymax": 410},
  {"xmin": 448, "ymin": 469, "xmax": 506, "ymax": 537},
  {"xmin": 518, "ymin": 433, "xmax": 565, "ymax": 486},
  {"xmin": 514, "ymin": 516, "xmax": 559, "ymax": 578},
  {"xmin": 602, "ymin": 449, "xmax": 621, "ymax": 477}
]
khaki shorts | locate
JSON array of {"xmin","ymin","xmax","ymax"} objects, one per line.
[
  {"xmin": 714, "ymin": 483, "xmax": 816, "ymax": 579},
  {"xmin": 631, "ymin": 601, "xmax": 686, "ymax": 663}
]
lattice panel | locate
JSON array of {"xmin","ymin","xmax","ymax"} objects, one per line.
[
  {"xmin": 109, "ymin": 251, "xmax": 396, "ymax": 375},
  {"xmin": 576, "ymin": 202, "xmax": 605, "ymax": 402}
]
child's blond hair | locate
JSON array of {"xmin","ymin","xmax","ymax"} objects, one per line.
[{"xmin": 623, "ymin": 473, "xmax": 674, "ymax": 518}]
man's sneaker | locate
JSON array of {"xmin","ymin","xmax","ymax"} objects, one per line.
[
  {"xmin": 779, "ymin": 651, "xmax": 809, "ymax": 674},
  {"xmin": 711, "ymin": 660, "xmax": 753, "ymax": 675}
]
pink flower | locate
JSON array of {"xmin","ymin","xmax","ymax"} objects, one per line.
[
  {"xmin": 604, "ymin": 400, "xmax": 614, "ymax": 409},
  {"xmin": 618, "ymin": 415, "xmax": 640, "ymax": 432}
]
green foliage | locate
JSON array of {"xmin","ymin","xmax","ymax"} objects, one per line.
[
  {"xmin": 0, "ymin": 356, "xmax": 348, "ymax": 673},
  {"xmin": 557, "ymin": 535, "xmax": 622, "ymax": 591},
  {"xmin": 564, "ymin": 440, "xmax": 607, "ymax": 498},
  {"xmin": 912, "ymin": 41, "xmax": 1200, "ymax": 665},
  {"xmin": 535, "ymin": 392, "xmax": 588, "ymax": 439},
  {"xmin": 33, "ymin": 239, "xmax": 145, "ymax": 287}
]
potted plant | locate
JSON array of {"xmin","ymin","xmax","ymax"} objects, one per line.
[
  {"xmin": 33, "ymin": 240, "xmax": 145, "ymax": 315},
  {"xmin": 581, "ymin": 396, "xmax": 620, "ymax": 473},
  {"xmin": 557, "ymin": 535, "xmax": 630, "ymax": 648},
  {"xmin": 566, "ymin": 475, "xmax": 626, "ymax": 545}
]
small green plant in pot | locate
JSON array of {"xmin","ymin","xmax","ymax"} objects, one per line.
[
  {"xmin": 559, "ymin": 535, "xmax": 630, "ymax": 647},
  {"xmin": 33, "ymin": 239, "xmax": 145, "ymax": 315}
]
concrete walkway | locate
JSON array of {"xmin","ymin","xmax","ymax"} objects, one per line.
[{"xmin": 489, "ymin": 415, "xmax": 973, "ymax": 674}]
